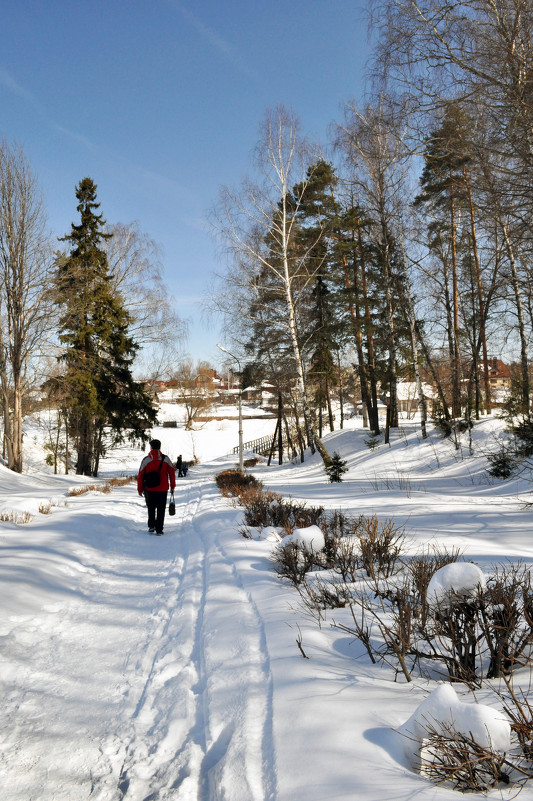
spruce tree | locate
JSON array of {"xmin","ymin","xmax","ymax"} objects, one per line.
[
  {"xmin": 325, "ymin": 451, "xmax": 348, "ymax": 483},
  {"xmin": 54, "ymin": 178, "xmax": 156, "ymax": 476}
]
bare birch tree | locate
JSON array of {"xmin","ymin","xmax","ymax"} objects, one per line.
[
  {"xmin": 212, "ymin": 106, "xmax": 331, "ymax": 466},
  {"xmin": 0, "ymin": 141, "xmax": 53, "ymax": 472},
  {"xmin": 103, "ymin": 221, "xmax": 186, "ymax": 352}
]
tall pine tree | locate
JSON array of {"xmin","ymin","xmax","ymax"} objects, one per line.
[{"xmin": 54, "ymin": 178, "xmax": 156, "ymax": 476}]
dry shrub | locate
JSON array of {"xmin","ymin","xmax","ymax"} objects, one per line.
[
  {"xmin": 481, "ymin": 563, "xmax": 533, "ymax": 679},
  {"xmin": 328, "ymin": 536, "xmax": 360, "ymax": 581},
  {"xmin": 267, "ymin": 498, "xmax": 324, "ymax": 534},
  {"xmin": 421, "ymin": 724, "xmax": 515, "ymax": 792},
  {"xmin": 39, "ymin": 502, "xmax": 51, "ymax": 514},
  {"xmin": 214, "ymin": 469, "xmax": 323, "ymax": 535},
  {"xmin": 108, "ymin": 476, "xmax": 136, "ymax": 487},
  {"xmin": 244, "ymin": 457, "xmax": 262, "ymax": 468},
  {"xmin": 215, "ymin": 469, "xmax": 261, "ymax": 498},
  {"xmin": 272, "ymin": 541, "xmax": 318, "ymax": 586},
  {"xmin": 502, "ymin": 684, "xmax": 533, "ymax": 761},
  {"xmin": 0, "ymin": 511, "xmax": 33, "ymax": 524},
  {"xmin": 357, "ymin": 515, "xmax": 406, "ymax": 579},
  {"xmin": 321, "ymin": 510, "xmax": 360, "ymax": 539},
  {"xmin": 241, "ymin": 487, "xmax": 282, "ymax": 527},
  {"xmin": 68, "ymin": 486, "xmax": 90, "ymax": 497},
  {"xmin": 68, "ymin": 478, "xmax": 129, "ymax": 496}
]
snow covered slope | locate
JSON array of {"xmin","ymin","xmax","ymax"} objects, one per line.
[{"xmin": 0, "ymin": 415, "xmax": 532, "ymax": 800}]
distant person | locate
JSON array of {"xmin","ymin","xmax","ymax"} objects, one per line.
[
  {"xmin": 182, "ymin": 462, "xmax": 188, "ymax": 477},
  {"xmin": 176, "ymin": 454, "xmax": 184, "ymax": 477},
  {"xmin": 137, "ymin": 439, "xmax": 176, "ymax": 535}
]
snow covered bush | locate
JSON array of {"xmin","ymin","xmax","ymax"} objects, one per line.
[
  {"xmin": 426, "ymin": 562, "xmax": 486, "ymax": 610},
  {"xmin": 298, "ymin": 538, "xmax": 533, "ymax": 685},
  {"xmin": 284, "ymin": 525, "xmax": 326, "ymax": 555},
  {"xmin": 273, "ymin": 526, "xmax": 327, "ymax": 586},
  {"xmin": 403, "ymin": 545, "xmax": 462, "ymax": 626},
  {"xmin": 398, "ymin": 684, "xmax": 511, "ymax": 766},
  {"xmin": 484, "ymin": 413, "xmax": 533, "ymax": 479},
  {"xmin": 412, "ymin": 562, "xmax": 533, "ymax": 685},
  {"xmin": 265, "ymin": 497, "xmax": 324, "ymax": 534},
  {"xmin": 398, "ymin": 684, "xmax": 514, "ymax": 791}
]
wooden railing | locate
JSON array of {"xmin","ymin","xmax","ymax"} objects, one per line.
[{"xmin": 230, "ymin": 433, "xmax": 290, "ymax": 457}]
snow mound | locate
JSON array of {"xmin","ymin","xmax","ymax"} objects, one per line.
[
  {"xmin": 281, "ymin": 525, "xmax": 325, "ymax": 554},
  {"xmin": 427, "ymin": 562, "xmax": 486, "ymax": 609},
  {"xmin": 397, "ymin": 684, "xmax": 511, "ymax": 770}
]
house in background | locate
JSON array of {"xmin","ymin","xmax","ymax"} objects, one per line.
[
  {"xmin": 242, "ymin": 382, "xmax": 277, "ymax": 410},
  {"xmin": 480, "ymin": 358, "xmax": 511, "ymax": 390},
  {"xmin": 479, "ymin": 358, "xmax": 512, "ymax": 407},
  {"xmin": 192, "ymin": 368, "xmax": 222, "ymax": 391},
  {"xmin": 396, "ymin": 380, "xmax": 435, "ymax": 417}
]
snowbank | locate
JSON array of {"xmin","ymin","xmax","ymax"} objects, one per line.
[
  {"xmin": 397, "ymin": 684, "xmax": 511, "ymax": 770},
  {"xmin": 427, "ymin": 562, "xmax": 486, "ymax": 609}
]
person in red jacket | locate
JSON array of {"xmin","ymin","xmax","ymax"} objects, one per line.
[{"xmin": 137, "ymin": 439, "xmax": 176, "ymax": 535}]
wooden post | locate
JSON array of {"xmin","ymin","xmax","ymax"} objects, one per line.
[
  {"xmin": 278, "ymin": 393, "xmax": 283, "ymax": 465},
  {"xmin": 267, "ymin": 419, "xmax": 280, "ymax": 466}
]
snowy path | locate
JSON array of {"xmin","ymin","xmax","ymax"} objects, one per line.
[
  {"xmin": 5, "ymin": 418, "xmax": 532, "ymax": 801},
  {"xmin": 0, "ymin": 469, "xmax": 277, "ymax": 801}
]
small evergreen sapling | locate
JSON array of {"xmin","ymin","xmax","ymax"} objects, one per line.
[{"xmin": 325, "ymin": 451, "xmax": 348, "ymax": 483}]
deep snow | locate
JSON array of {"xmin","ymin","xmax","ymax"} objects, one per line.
[{"xmin": 1, "ymin": 408, "xmax": 533, "ymax": 800}]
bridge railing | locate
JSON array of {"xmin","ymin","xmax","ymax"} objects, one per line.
[{"xmin": 230, "ymin": 433, "xmax": 295, "ymax": 456}]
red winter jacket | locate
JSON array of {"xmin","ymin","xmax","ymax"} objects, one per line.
[{"xmin": 137, "ymin": 449, "xmax": 176, "ymax": 494}]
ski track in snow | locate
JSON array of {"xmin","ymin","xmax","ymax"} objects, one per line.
[{"xmin": 0, "ymin": 473, "xmax": 277, "ymax": 801}]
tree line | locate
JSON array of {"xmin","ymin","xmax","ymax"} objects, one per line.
[
  {"xmin": 212, "ymin": 0, "xmax": 533, "ymax": 464},
  {"xmin": 0, "ymin": 146, "xmax": 183, "ymax": 476}
]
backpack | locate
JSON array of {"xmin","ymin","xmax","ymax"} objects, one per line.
[{"xmin": 143, "ymin": 455, "xmax": 166, "ymax": 489}]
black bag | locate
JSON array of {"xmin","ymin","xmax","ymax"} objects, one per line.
[
  {"xmin": 169, "ymin": 492, "xmax": 176, "ymax": 516},
  {"xmin": 143, "ymin": 455, "xmax": 165, "ymax": 489}
]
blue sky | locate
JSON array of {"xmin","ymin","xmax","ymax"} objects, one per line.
[{"xmin": 1, "ymin": 1, "xmax": 371, "ymax": 366}]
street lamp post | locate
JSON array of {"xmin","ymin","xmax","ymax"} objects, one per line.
[{"xmin": 216, "ymin": 344, "xmax": 244, "ymax": 472}]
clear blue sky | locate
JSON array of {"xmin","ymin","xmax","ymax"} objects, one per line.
[{"xmin": 1, "ymin": 0, "xmax": 371, "ymax": 366}]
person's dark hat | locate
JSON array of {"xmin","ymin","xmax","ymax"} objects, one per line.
[{"xmin": 149, "ymin": 439, "xmax": 161, "ymax": 449}]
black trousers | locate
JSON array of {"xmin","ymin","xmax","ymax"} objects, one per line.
[{"xmin": 144, "ymin": 490, "xmax": 168, "ymax": 534}]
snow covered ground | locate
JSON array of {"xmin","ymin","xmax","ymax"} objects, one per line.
[{"xmin": 1, "ymin": 407, "xmax": 533, "ymax": 800}]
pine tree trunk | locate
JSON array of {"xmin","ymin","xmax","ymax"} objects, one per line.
[
  {"xmin": 340, "ymin": 251, "xmax": 374, "ymax": 431},
  {"xmin": 337, "ymin": 355, "xmax": 344, "ymax": 430},
  {"xmin": 502, "ymin": 222, "xmax": 530, "ymax": 414},
  {"xmin": 464, "ymin": 168, "xmax": 491, "ymax": 415},
  {"xmin": 357, "ymin": 221, "xmax": 380, "ymax": 434},
  {"xmin": 326, "ymin": 375, "xmax": 334, "ymax": 432},
  {"xmin": 450, "ymin": 179, "xmax": 463, "ymax": 420},
  {"xmin": 277, "ymin": 393, "xmax": 283, "ymax": 465},
  {"xmin": 400, "ymin": 239, "xmax": 427, "ymax": 438},
  {"xmin": 415, "ymin": 319, "xmax": 450, "ymax": 420},
  {"xmin": 380, "ymin": 216, "xmax": 398, "ymax": 429}
]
